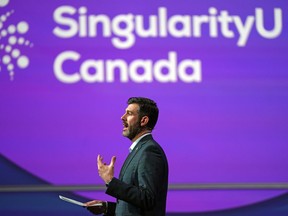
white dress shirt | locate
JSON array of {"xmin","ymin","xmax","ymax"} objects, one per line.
[{"xmin": 129, "ymin": 133, "xmax": 151, "ymax": 152}]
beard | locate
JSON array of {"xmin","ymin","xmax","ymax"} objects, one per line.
[{"xmin": 123, "ymin": 120, "xmax": 143, "ymax": 141}]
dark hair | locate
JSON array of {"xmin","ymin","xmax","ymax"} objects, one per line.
[{"xmin": 127, "ymin": 97, "xmax": 159, "ymax": 130}]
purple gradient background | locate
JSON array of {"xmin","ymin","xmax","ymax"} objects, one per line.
[{"xmin": 1, "ymin": 0, "xmax": 288, "ymax": 212}]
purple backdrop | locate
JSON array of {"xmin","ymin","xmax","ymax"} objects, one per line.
[{"xmin": 1, "ymin": 0, "xmax": 288, "ymax": 212}]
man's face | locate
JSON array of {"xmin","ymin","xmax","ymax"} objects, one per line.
[{"xmin": 121, "ymin": 103, "xmax": 142, "ymax": 141}]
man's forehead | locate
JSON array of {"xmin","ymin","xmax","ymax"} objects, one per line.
[{"xmin": 126, "ymin": 103, "xmax": 139, "ymax": 112}]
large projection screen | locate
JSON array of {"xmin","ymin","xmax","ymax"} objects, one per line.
[{"xmin": 1, "ymin": 0, "xmax": 288, "ymax": 213}]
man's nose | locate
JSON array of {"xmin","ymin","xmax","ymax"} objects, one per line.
[{"xmin": 121, "ymin": 113, "xmax": 126, "ymax": 120}]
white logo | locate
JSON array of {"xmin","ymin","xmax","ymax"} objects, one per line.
[{"xmin": 0, "ymin": 0, "xmax": 33, "ymax": 80}]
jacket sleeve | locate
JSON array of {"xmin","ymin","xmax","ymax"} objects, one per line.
[
  {"xmin": 104, "ymin": 202, "xmax": 116, "ymax": 216},
  {"xmin": 105, "ymin": 145, "xmax": 167, "ymax": 210}
]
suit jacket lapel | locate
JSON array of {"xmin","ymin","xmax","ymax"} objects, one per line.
[
  {"xmin": 119, "ymin": 135, "xmax": 152, "ymax": 180},
  {"xmin": 119, "ymin": 147, "xmax": 138, "ymax": 180}
]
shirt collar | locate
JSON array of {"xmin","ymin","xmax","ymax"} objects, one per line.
[{"xmin": 129, "ymin": 133, "xmax": 151, "ymax": 152}]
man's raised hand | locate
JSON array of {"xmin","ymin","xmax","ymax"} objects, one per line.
[{"xmin": 97, "ymin": 154, "xmax": 116, "ymax": 184}]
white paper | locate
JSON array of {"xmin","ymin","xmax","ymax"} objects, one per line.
[{"xmin": 59, "ymin": 195, "xmax": 103, "ymax": 207}]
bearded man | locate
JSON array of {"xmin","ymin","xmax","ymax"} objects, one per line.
[{"xmin": 86, "ymin": 97, "xmax": 169, "ymax": 216}]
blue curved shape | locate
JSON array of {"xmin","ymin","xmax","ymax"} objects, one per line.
[{"xmin": 1, "ymin": 155, "xmax": 288, "ymax": 216}]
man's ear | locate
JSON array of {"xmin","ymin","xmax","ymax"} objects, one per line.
[{"xmin": 140, "ymin": 116, "xmax": 149, "ymax": 127}]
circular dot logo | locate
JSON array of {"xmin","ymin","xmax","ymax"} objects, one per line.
[
  {"xmin": 0, "ymin": 0, "xmax": 9, "ymax": 7},
  {"xmin": 0, "ymin": 0, "xmax": 33, "ymax": 80}
]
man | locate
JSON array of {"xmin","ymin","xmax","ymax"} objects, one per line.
[{"xmin": 85, "ymin": 97, "xmax": 169, "ymax": 216}]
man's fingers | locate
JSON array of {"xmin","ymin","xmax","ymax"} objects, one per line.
[
  {"xmin": 97, "ymin": 155, "xmax": 103, "ymax": 168},
  {"xmin": 110, "ymin": 156, "xmax": 116, "ymax": 167},
  {"xmin": 97, "ymin": 155, "xmax": 101, "ymax": 163},
  {"xmin": 98, "ymin": 155, "xmax": 116, "ymax": 168},
  {"xmin": 85, "ymin": 200, "xmax": 97, "ymax": 206}
]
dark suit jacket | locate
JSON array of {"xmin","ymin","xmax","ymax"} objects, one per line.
[{"xmin": 105, "ymin": 134, "xmax": 168, "ymax": 216}]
